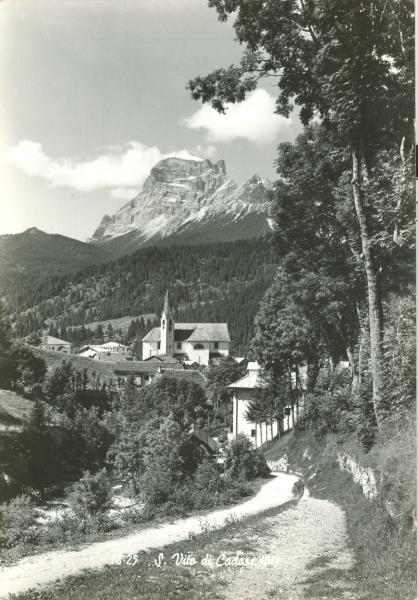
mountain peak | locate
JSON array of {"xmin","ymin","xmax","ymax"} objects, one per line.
[
  {"xmin": 24, "ymin": 227, "xmax": 45, "ymax": 235},
  {"xmin": 91, "ymin": 157, "xmax": 271, "ymax": 246}
]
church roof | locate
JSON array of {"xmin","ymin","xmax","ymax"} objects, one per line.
[
  {"xmin": 163, "ymin": 290, "xmax": 174, "ymax": 320},
  {"xmin": 142, "ymin": 327, "xmax": 161, "ymax": 342},
  {"xmin": 142, "ymin": 322, "xmax": 230, "ymax": 343}
]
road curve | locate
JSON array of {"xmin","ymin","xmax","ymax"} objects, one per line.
[{"xmin": 0, "ymin": 472, "xmax": 299, "ymax": 598}]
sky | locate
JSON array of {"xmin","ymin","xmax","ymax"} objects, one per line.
[{"xmin": 0, "ymin": 0, "xmax": 302, "ymax": 241}]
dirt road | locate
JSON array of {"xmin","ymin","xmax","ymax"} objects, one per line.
[
  {"xmin": 0, "ymin": 472, "xmax": 299, "ymax": 598},
  {"xmin": 221, "ymin": 487, "xmax": 357, "ymax": 600}
]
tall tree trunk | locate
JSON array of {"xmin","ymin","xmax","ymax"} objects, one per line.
[{"xmin": 351, "ymin": 149, "xmax": 384, "ymax": 428}]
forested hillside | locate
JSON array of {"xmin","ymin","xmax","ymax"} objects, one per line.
[
  {"xmin": 10, "ymin": 238, "xmax": 276, "ymax": 353},
  {"xmin": 0, "ymin": 228, "xmax": 111, "ymax": 300}
]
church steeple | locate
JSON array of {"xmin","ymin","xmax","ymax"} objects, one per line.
[
  {"xmin": 163, "ymin": 290, "xmax": 174, "ymax": 321},
  {"xmin": 160, "ymin": 290, "xmax": 174, "ymax": 356}
]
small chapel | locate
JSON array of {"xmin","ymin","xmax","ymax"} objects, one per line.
[{"xmin": 141, "ymin": 291, "xmax": 230, "ymax": 365}]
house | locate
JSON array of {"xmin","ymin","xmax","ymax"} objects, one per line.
[
  {"xmin": 112, "ymin": 360, "xmax": 205, "ymax": 388},
  {"xmin": 143, "ymin": 354, "xmax": 182, "ymax": 366},
  {"xmin": 228, "ymin": 362, "xmax": 302, "ymax": 447},
  {"xmin": 40, "ymin": 335, "xmax": 72, "ymax": 354},
  {"xmin": 142, "ymin": 291, "xmax": 230, "ymax": 366},
  {"xmin": 78, "ymin": 342, "xmax": 132, "ymax": 361}
]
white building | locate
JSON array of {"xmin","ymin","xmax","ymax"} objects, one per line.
[
  {"xmin": 142, "ymin": 291, "xmax": 230, "ymax": 366},
  {"xmin": 228, "ymin": 362, "xmax": 300, "ymax": 447},
  {"xmin": 40, "ymin": 335, "xmax": 72, "ymax": 354},
  {"xmin": 78, "ymin": 341, "xmax": 132, "ymax": 361}
]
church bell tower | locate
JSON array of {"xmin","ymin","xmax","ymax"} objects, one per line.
[{"xmin": 160, "ymin": 290, "xmax": 174, "ymax": 356}]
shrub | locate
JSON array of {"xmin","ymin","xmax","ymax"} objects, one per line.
[
  {"xmin": 140, "ymin": 467, "xmax": 175, "ymax": 507},
  {"xmin": 302, "ymin": 368, "xmax": 357, "ymax": 438},
  {"xmin": 224, "ymin": 434, "xmax": 270, "ymax": 481},
  {"xmin": 0, "ymin": 494, "xmax": 39, "ymax": 548},
  {"xmin": 47, "ymin": 511, "xmax": 117, "ymax": 539},
  {"xmin": 193, "ymin": 460, "xmax": 225, "ymax": 494},
  {"xmin": 66, "ymin": 469, "xmax": 111, "ymax": 517}
]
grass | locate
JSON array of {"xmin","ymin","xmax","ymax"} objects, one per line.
[
  {"xmin": 31, "ymin": 347, "xmax": 119, "ymax": 382},
  {"xmin": 264, "ymin": 428, "xmax": 417, "ymax": 600},
  {"xmin": 70, "ymin": 313, "xmax": 157, "ymax": 334},
  {"xmin": 0, "ymin": 390, "xmax": 35, "ymax": 426},
  {"xmin": 0, "ymin": 476, "xmax": 269, "ymax": 566}
]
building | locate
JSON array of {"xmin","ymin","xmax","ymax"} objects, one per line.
[
  {"xmin": 228, "ymin": 362, "xmax": 301, "ymax": 447},
  {"xmin": 78, "ymin": 341, "xmax": 132, "ymax": 361},
  {"xmin": 142, "ymin": 291, "xmax": 230, "ymax": 366},
  {"xmin": 40, "ymin": 335, "xmax": 72, "ymax": 354},
  {"xmin": 112, "ymin": 360, "xmax": 205, "ymax": 388}
]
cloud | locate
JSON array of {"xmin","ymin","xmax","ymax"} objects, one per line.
[
  {"xmin": 192, "ymin": 144, "xmax": 218, "ymax": 160},
  {"xmin": 109, "ymin": 187, "xmax": 142, "ymax": 200},
  {"xmin": 6, "ymin": 140, "xmax": 203, "ymax": 196},
  {"xmin": 183, "ymin": 88, "xmax": 292, "ymax": 144}
]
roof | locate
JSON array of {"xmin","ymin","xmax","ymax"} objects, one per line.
[
  {"xmin": 113, "ymin": 360, "xmax": 184, "ymax": 374},
  {"xmin": 78, "ymin": 349, "xmax": 97, "ymax": 358},
  {"xmin": 78, "ymin": 343, "xmax": 129, "ymax": 354},
  {"xmin": 144, "ymin": 354, "xmax": 181, "ymax": 364},
  {"xmin": 163, "ymin": 290, "xmax": 174, "ymax": 320},
  {"xmin": 142, "ymin": 327, "xmax": 161, "ymax": 342},
  {"xmin": 228, "ymin": 363, "xmax": 264, "ymax": 389},
  {"xmin": 42, "ymin": 335, "xmax": 71, "ymax": 346},
  {"xmin": 247, "ymin": 361, "xmax": 260, "ymax": 371},
  {"xmin": 190, "ymin": 425, "xmax": 218, "ymax": 453},
  {"xmin": 100, "ymin": 341, "xmax": 129, "ymax": 349},
  {"xmin": 227, "ymin": 372, "xmax": 265, "ymax": 389},
  {"xmin": 160, "ymin": 370, "xmax": 207, "ymax": 386},
  {"xmin": 113, "ymin": 361, "xmax": 164, "ymax": 374},
  {"xmin": 142, "ymin": 323, "xmax": 230, "ymax": 343}
]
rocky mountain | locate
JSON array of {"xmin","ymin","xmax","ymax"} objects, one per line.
[
  {"xmin": 91, "ymin": 158, "xmax": 273, "ymax": 254},
  {"xmin": 0, "ymin": 227, "xmax": 111, "ymax": 301}
]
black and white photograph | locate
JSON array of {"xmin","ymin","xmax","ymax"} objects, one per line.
[{"xmin": 0, "ymin": 1, "xmax": 415, "ymax": 599}]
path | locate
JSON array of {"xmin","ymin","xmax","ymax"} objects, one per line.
[
  {"xmin": 0, "ymin": 472, "xmax": 299, "ymax": 598},
  {"xmin": 221, "ymin": 487, "xmax": 358, "ymax": 600}
]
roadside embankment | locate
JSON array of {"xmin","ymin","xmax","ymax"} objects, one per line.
[{"xmin": 263, "ymin": 420, "xmax": 416, "ymax": 600}]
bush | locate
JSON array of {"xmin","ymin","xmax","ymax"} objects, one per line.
[
  {"xmin": 66, "ymin": 469, "xmax": 111, "ymax": 517},
  {"xmin": 0, "ymin": 494, "xmax": 39, "ymax": 548},
  {"xmin": 302, "ymin": 368, "xmax": 357, "ymax": 438},
  {"xmin": 140, "ymin": 467, "xmax": 175, "ymax": 507},
  {"xmin": 193, "ymin": 461, "xmax": 225, "ymax": 494},
  {"xmin": 224, "ymin": 434, "xmax": 270, "ymax": 481},
  {"xmin": 46, "ymin": 511, "xmax": 117, "ymax": 540}
]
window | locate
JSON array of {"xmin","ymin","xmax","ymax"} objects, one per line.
[
  {"xmin": 194, "ymin": 343, "xmax": 204, "ymax": 350},
  {"xmin": 157, "ymin": 342, "xmax": 161, "ymax": 350},
  {"xmin": 168, "ymin": 319, "xmax": 173, "ymax": 332},
  {"xmin": 251, "ymin": 429, "xmax": 256, "ymax": 438},
  {"xmin": 214, "ymin": 341, "xmax": 219, "ymax": 350},
  {"xmin": 177, "ymin": 342, "xmax": 182, "ymax": 349},
  {"xmin": 162, "ymin": 319, "xmax": 165, "ymax": 329}
]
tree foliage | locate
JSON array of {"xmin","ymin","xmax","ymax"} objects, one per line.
[{"xmin": 189, "ymin": 0, "xmax": 414, "ymax": 428}]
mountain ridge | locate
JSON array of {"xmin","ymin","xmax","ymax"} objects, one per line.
[
  {"xmin": 0, "ymin": 227, "xmax": 112, "ymax": 299},
  {"xmin": 90, "ymin": 157, "xmax": 273, "ymax": 252}
]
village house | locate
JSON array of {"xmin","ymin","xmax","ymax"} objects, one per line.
[
  {"xmin": 112, "ymin": 360, "xmax": 205, "ymax": 388},
  {"xmin": 228, "ymin": 361, "xmax": 304, "ymax": 447},
  {"xmin": 78, "ymin": 341, "xmax": 132, "ymax": 362},
  {"xmin": 142, "ymin": 291, "xmax": 230, "ymax": 366},
  {"xmin": 40, "ymin": 335, "xmax": 72, "ymax": 354}
]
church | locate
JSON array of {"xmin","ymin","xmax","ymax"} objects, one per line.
[{"xmin": 142, "ymin": 291, "xmax": 230, "ymax": 365}]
